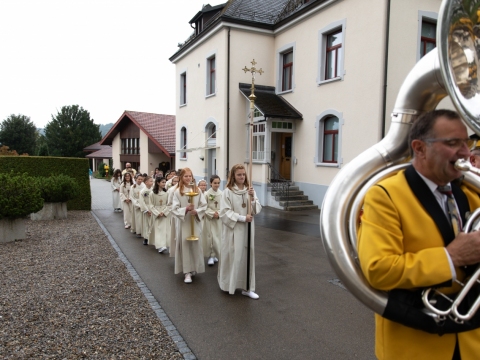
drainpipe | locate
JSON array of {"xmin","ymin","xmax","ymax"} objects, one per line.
[
  {"xmin": 381, "ymin": 0, "xmax": 391, "ymax": 138},
  {"xmin": 226, "ymin": 27, "xmax": 231, "ymax": 178}
]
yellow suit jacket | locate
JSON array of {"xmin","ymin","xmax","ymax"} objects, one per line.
[{"xmin": 358, "ymin": 168, "xmax": 480, "ymax": 360}]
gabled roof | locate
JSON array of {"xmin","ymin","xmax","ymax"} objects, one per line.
[
  {"xmin": 239, "ymin": 83, "xmax": 303, "ymax": 120},
  {"xmin": 85, "ymin": 146, "xmax": 112, "ymax": 159},
  {"xmin": 171, "ymin": 0, "xmax": 321, "ymax": 61},
  {"xmin": 100, "ymin": 111, "xmax": 176, "ymax": 157}
]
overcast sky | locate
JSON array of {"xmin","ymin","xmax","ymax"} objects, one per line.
[{"xmin": 0, "ymin": 0, "xmax": 225, "ymax": 128}]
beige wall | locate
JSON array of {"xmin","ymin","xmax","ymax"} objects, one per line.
[
  {"xmin": 139, "ymin": 131, "xmax": 149, "ymax": 174},
  {"xmin": 112, "ymin": 135, "xmax": 121, "ymax": 171},
  {"xmin": 172, "ymin": 0, "xmax": 447, "ymax": 204}
]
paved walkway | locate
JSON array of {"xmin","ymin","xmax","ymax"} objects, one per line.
[{"xmin": 91, "ymin": 178, "xmax": 375, "ymax": 359}]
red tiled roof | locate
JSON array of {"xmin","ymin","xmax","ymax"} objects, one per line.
[
  {"xmin": 126, "ymin": 111, "xmax": 176, "ymax": 154},
  {"xmin": 83, "ymin": 141, "xmax": 104, "ymax": 152},
  {"xmin": 100, "ymin": 111, "xmax": 176, "ymax": 157},
  {"xmin": 85, "ymin": 146, "xmax": 112, "ymax": 159}
]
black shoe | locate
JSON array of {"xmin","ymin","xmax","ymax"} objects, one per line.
[{"xmin": 143, "ymin": 239, "xmax": 148, "ymax": 245}]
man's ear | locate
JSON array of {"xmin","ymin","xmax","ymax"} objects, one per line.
[
  {"xmin": 470, "ymin": 154, "xmax": 476, "ymax": 166},
  {"xmin": 411, "ymin": 139, "xmax": 426, "ymax": 159}
]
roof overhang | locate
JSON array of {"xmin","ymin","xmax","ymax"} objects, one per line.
[
  {"xmin": 239, "ymin": 83, "xmax": 303, "ymax": 120},
  {"xmin": 100, "ymin": 112, "xmax": 174, "ymax": 158}
]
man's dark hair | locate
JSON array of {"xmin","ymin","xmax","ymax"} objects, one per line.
[{"xmin": 408, "ymin": 109, "xmax": 461, "ymax": 156}]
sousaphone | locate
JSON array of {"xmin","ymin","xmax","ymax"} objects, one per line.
[{"xmin": 320, "ymin": 0, "xmax": 480, "ymax": 329}]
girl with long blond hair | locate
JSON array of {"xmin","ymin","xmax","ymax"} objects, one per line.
[
  {"xmin": 171, "ymin": 168, "xmax": 207, "ymax": 283},
  {"xmin": 218, "ymin": 164, "xmax": 262, "ymax": 299}
]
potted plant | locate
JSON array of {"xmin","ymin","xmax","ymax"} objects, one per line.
[
  {"xmin": 31, "ymin": 174, "xmax": 80, "ymax": 220},
  {"xmin": 0, "ymin": 172, "xmax": 43, "ymax": 242}
]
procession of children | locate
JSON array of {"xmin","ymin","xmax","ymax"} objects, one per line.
[{"xmin": 113, "ymin": 165, "xmax": 262, "ymax": 300}]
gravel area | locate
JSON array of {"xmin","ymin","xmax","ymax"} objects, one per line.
[{"xmin": 0, "ymin": 211, "xmax": 183, "ymax": 359}]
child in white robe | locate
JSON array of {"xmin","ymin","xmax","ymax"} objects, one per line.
[
  {"xmin": 218, "ymin": 164, "xmax": 262, "ymax": 299},
  {"xmin": 130, "ymin": 174, "xmax": 145, "ymax": 237},
  {"xmin": 119, "ymin": 172, "xmax": 134, "ymax": 228},
  {"xmin": 149, "ymin": 177, "xmax": 170, "ymax": 253},
  {"xmin": 139, "ymin": 176, "xmax": 154, "ymax": 245},
  {"xmin": 171, "ymin": 168, "xmax": 207, "ymax": 284},
  {"xmin": 111, "ymin": 169, "xmax": 123, "ymax": 212},
  {"xmin": 167, "ymin": 176, "xmax": 179, "ymax": 260},
  {"xmin": 202, "ymin": 175, "xmax": 222, "ymax": 266}
]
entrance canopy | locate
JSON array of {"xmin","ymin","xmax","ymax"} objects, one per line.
[{"xmin": 239, "ymin": 83, "xmax": 303, "ymax": 120}]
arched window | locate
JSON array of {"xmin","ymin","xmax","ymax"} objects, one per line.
[
  {"xmin": 180, "ymin": 126, "xmax": 187, "ymax": 159},
  {"xmin": 323, "ymin": 116, "xmax": 339, "ymax": 163},
  {"xmin": 315, "ymin": 110, "xmax": 342, "ymax": 166}
]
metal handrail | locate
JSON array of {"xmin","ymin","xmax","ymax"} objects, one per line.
[{"xmin": 267, "ymin": 163, "xmax": 291, "ymax": 209}]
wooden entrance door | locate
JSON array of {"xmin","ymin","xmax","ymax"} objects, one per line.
[{"xmin": 280, "ymin": 133, "xmax": 292, "ymax": 180}]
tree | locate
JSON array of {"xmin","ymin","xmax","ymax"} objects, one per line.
[
  {"xmin": 45, "ymin": 105, "xmax": 102, "ymax": 158},
  {"xmin": 0, "ymin": 114, "xmax": 37, "ymax": 155}
]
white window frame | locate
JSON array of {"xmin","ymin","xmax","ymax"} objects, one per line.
[
  {"xmin": 315, "ymin": 109, "xmax": 344, "ymax": 167},
  {"xmin": 180, "ymin": 71, "xmax": 187, "ymax": 106},
  {"xmin": 180, "ymin": 125, "xmax": 188, "ymax": 160},
  {"xmin": 206, "ymin": 51, "xmax": 217, "ymax": 97},
  {"xmin": 276, "ymin": 42, "xmax": 296, "ymax": 94},
  {"xmin": 317, "ymin": 19, "xmax": 346, "ymax": 86},
  {"xmin": 417, "ymin": 11, "xmax": 438, "ymax": 62}
]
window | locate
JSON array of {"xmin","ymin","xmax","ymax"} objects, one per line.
[
  {"xmin": 417, "ymin": 12, "xmax": 438, "ymax": 61},
  {"xmin": 207, "ymin": 56, "xmax": 216, "ymax": 96},
  {"xmin": 315, "ymin": 110, "xmax": 343, "ymax": 166},
  {"xmin": 180, "ymin": 127, "xmax": 187, "ymax": 159},
  {"xmin": 325, "ymin": 30, "xmax": 342, "ymax": 80},
  {"xmin": 252, "ymin": 123, "xmax": 266, "ymax": 161},
  {"xmin": 121, "ymin": 138, "xmax": 139, "ymax": 155},
  {"xmin": 282, "ymin": 51, "xmax": 293, "ymax": 91},
  {"xmin": 323, "ymin": 117, "xmax": 339, "ymax": 163},
  {"xmin": 318, "ymin": 19, "xmax": 346, "ymax": 84},
  {"xmin": 420, "ymin": 20, "xmax": 436, "ymax": 58},
  {"xmin": 180, "ymin": 72, "xmax": 187, "ymax": 105},
  {"xmin": 276, "ymin": 43, "xmax": 295, "ymax": 93}
]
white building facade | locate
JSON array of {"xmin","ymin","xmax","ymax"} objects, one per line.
[{"xmin": 170, "ymin": 0, "xmax": 445, "ymax": 207}]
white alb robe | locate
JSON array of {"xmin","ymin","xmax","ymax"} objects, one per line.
[
  {"xmin": 202, "ymin": 188, "xmax": 223, "ymax": 259},
  {"xmin": 171, "ymin": 186, "xmax": 207, "ymax": 274},
  {"xmin": 218, "ymin": 185, "xmax": 261, "ymax": 294},
  {"xmin": 111, "ymin": 177, "xmax": 122, "ymax": 209},
  {"xmin": 149, "ymin": 190, "xmax": 171, "ymax": 249},
  {"xmin": 119, "ymin": 183, "xmax": 133, "ymax": 226},
  {"xmin": 139, "ymin": 186, "xmax": 154, "ymax": 240},
  {"xmin": 130, "ymin": 183, "xmax": 144, "ymax": 235}
]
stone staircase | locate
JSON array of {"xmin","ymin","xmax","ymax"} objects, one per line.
[{"xmin": 267, "ymin": 184, "xmax": 318, "ymax": 211}]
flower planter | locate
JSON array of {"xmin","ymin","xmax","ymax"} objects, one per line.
[
  {"xmin": 0, "ymin": 218, "xmax": 26, "ymax": 243},
  {"xmin": 31, "ymin": 202, "xmax": 67, "ymax": 221}
]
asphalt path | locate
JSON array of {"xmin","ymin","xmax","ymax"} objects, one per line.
[{"xmin": 92, "ymin": 178, "xmax": 375, "ymax": 359}]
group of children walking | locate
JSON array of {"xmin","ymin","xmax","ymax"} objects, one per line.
[{"xmin": 110, "ymin": 165, "xmax": 262, "ymax": 299}]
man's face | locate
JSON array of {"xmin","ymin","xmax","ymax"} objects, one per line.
[
  {"xmin": 420, "ymin": 117, "xmax": 470, "ymax": 185},
  {"xmin": 126, "ymin": 163, "xmax": 131, "ymax": 169},
  {"xmin": 470, "ymin": 151, "xmax": 480, "ymax": 169}
]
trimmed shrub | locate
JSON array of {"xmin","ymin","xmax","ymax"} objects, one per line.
[
  {"xmin": 35, "ymin": 174, "xmax": 80, "ymax": 203},
  {"xmin": 0, "ymin": 172, "xmax": 43, "ymax": 219},
  {"xmin": 0, "ymin": 156, "xmax": 91, "ymax": 210}
]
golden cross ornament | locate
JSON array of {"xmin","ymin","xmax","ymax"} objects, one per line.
[{"xmin": 242, "ymin": 59, "xmax": 264, "ymax": 80}]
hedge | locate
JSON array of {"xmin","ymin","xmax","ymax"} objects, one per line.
[
  {"xmin": 35, "ymin": 174, "xmax": 80, "ymax": 203},
  {"xmin": 0, "ymin": 156, "xmax": 91, "ymax": 210}
]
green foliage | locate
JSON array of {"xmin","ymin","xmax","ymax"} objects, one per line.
[
  {"xmin": 35, "ymin": 174, "xmax": 80, "ymax": 203},
  {"xmin": 45, "ymin": 105, "xmax": 102, "ymax": 158},
  {"xmin": 0, "ymin": 114, "xmax": 37, "ymax": 155},
  {"xmin": 0, "ymin": 172, "xmax": 43, "ymax": 219},
  {"xmin": 97, "ymin": 162, "xmax": 106, "ymax": 177},
  {"xmin": 0, "ymin": 156, "xmax": 91, "ymax": 210},
  {"xmin": 35, "ymin": 134, "xmax": 50, "ymax": 156}
]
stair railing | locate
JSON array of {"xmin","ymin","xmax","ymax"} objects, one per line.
[{"xmin": 267, "ymin": 163, "xmax": 291, "ymax": 209}]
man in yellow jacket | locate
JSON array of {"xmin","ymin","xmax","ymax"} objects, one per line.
[{"xmin": 358, "ymin": 109, "xmax": 480, "ymax": 360}]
